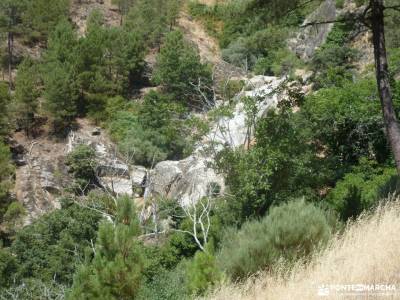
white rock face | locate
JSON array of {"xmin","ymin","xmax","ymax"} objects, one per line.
[
  {"xmin": 198, "ymin": 76, "xmax": 285, "ymax": 150},
  {"xmin": 148, "ymin": 155, "xmax": 225, "ymax": 207},
  {"xmin": 67, "ymin": 122, "xmax": 147, "ymax": 197},
  {"xmin": 147, "ymin": 76, "xmax": 285, "ymax": 206}
]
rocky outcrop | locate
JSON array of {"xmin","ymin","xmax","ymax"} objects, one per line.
[
  {"xmin": 13, "ymin": 134, "xmax": 69, "ymax": 225},
  {"xmin": 66, "ymin": 119, "xmax": 148, "ymax": 197},
  {"xmin": 13, "ymin": 119, "xmax": 147, "ymax": 224},
  {"xmin": 146, "ymin": 76, "xmax": 286, "ymax": 205},
  {"xmin": 198, "ymin": 76, "xmax": 285, "ymax": 150},
  {"xmin": 288, "ymin": 0, "xmax": 336, "ymax": 60},
  {"xmin": 147, "ymin": 155, "xmax": 224, "ymax": 206}
]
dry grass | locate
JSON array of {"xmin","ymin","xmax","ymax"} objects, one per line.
[{"xmin": 207, "ymin": 198, "xmax": 400, "ymax": 300}]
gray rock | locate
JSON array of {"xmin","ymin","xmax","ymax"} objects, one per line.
[
  {"xmin": 97, "ymin": 162, "xmax": 130, "ymax": 179},
  {"xmin": 288, "ymin": 0, "xmax": 336, "ymax": 60},
  {"xmin": 147, "ymin": 155, "xmax": 224, "ymax": 206},
  {"xmin": 131, "ymin": 166, "xmax": 147, "ymax": 187}
]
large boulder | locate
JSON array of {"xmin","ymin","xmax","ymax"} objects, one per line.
[{"xmin": 148, "ymin": 155, "xmax": 224, "ymax": 206}]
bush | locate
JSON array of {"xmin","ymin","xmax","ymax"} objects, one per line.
[
  {"xmin": 327, "ymin": 158, "xmax": 398, "ymax": 221},
  {"xmin": 138, "ymin": 262, "xmax": 189, "ymax": 300},
  {"xmin": 186, "ymin": 244, "xmax": 222, "ymax": 295},
  {"xmin": 217, "ymin": 200, "xmax": 333, "ymax": 280},
  {"xmin": 311, "ymin": 23, "xmax": 358, "ymax": 89},
  {"xmin": 0, "ymin": 279, "xmax": 66, "ymax": 299},
  {"xmin": 0, "ymin": 247, "xmax": 19, "ymax": 288},
  {"xmin": 11, "ymin": 203, "xmax": 101, "ymax": 285},
  {"xmin": 66, "ymin": 145, "xmax": 98, "ymax": 193},
  {"xmin": 107, "ymin": 92, "xmax": 194, "ymax": 166}
]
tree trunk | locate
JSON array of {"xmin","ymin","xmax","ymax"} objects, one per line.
[{"xmin": 370, "ymin": 0, "xmax": 400, "ymax": 173}]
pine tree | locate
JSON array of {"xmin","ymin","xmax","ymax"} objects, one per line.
[
  {"xmin": 43, "ymin": 62, "xmax": 78, "ymax": 133},
  {"xmin": 153, "ymin": 30, "xmax": 212, "ymax": 107},
  {"xmin": 68, "ymin": 197, "xmax": 144, "ymax": 300},
  {"xmin": 0, "ymin": 0, "xmax": 27, "ymax": 91},
  {"xmin": 14, "ymin": 58, "xmax": 39, "ymax": 134},
  {"xmin": 23, "ymin": 0, "xmax": 70, "ymax": 40},
  {"xmin": 43, "ymin": 20, "xmax": 79, "ymax": 132}
]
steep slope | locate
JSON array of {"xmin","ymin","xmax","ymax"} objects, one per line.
[{"xmin": 208, "ymin": 198, "xmax": 400, "ymax": 300}]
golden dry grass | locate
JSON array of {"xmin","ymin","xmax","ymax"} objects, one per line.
[{"xmin": 207, "ymin": 199, "xmax": 400, "ymax": 300}]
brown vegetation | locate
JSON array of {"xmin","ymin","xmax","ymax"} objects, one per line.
[{"xmin": 208, "ymin": 198, "xmax": 400, "ymax": 300}]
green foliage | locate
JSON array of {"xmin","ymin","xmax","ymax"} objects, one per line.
[
  {"xmin": 69, "ymin": 197, "xmax": 144, "ymax": 300},
  {"xmin": 11, "ymin": 202, "xmax": 102, "ymax": 285},
  {"xmin": 186, "ymin": 243, "xmax": 222, "ymax": 295},
  {"xmin": 221, "ymin": 26, "xmax": 292, "ymax": 74},
  {"xmin": 336, "ymin": 0, "xmax": 345, "ymax": 8},
  {"xmin": 0, "ymin": 247, "xmax": 18, "ymax": 288},
  {"xmin": 0, "ymin": 83, "xmax": 10, "ymax": 137},
  {"xmin": 43, "ymin": 61, "xmax": 78, "ymax": 132},
  {"xmin": 23, "ymin": 0, "xmax": 70, "ymax": 42},
  {"xmin": 107, "ymin": 91, "xmax": 194, "ymax": 166},
  {"xmin": 138, "ymin": 261, "xmax": 189, "ymax": 300},
  {"xmin": 153, "ymin": 30, "xmax": 212, "ymax": 107},
  {"xmin": 77, "ymin": 12, "xmax": 145, "ymax": 98},
  {"xmin": 217, "ymin": 200, "xmax": 333, "ymax": 280},
  {"xmin": 303, "ymin": 79, "xmax": 389, "ymax": 167},
  {"xmin": 0, "ymin": 279, "xmax": 66, "ymax": 299},
  {"xmin": 42, "ymin": 20, "xmax": 79, "ymax": 131},
  {"xmin": 327, "ymin": 158, "xmax": 397, "ymax": 221},
  {"xmin": 0, "ymin": 82, "xmax": 10, "ymax": 137},
  {"xmin": 0, "ymin": 142, "xmax": 14, "ymax": 212},
  {"xmin": 66, "ymin": 145, "xmax": 98, "ymax": 193},
  {"xmin": 14, "ymin": 58, "xmax": 40, "ymax": 133},
  {"xmin": 312, "ymin": 22, "xmax": 358, "ymax": 89},
  {"xmin": 2, "ymin": 202, "xmax": 26, "ymax": 240},
  {"xmin": 124, "ymin": 0, "xmax": 181, "ymax": 47},
  {"xmin": 216, "ymin": 100, "xmax": 322, "ymax": 224}
]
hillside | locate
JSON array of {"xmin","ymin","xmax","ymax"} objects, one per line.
[
  {"xmin": 208, "ymin": 198, "xmax": 400, "ymax": 300},
  {"xmin": 0, "ymin": 0, "xmax": 400, "ymax": 299}
]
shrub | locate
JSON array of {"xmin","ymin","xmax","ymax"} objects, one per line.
[
  {"xmin": 186, "ymin": 244, "xmax": 222, "ymax": 295},
  {"xmin": 0, "ymin": 247, "xmax": 19, "ymax": 288},
  {"xmin": 11, "ymin": 203, "xmax": 101, "ymax": 285},
  {"xmin": 327, "ymin": 158, "xmax": 398, "ymax": 221},
  {"xmin": 217, "ymin": 200, "xmax": 333, "ymax": 280},
  {"xmin": 138, "ymin": 262, "xmax": 189, "ymax": 300},
  {"xmin": 66, "ymin": 145, "xmax": 98, "ymax": 193}
]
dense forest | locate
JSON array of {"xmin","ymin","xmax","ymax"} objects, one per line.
[{"xmin": 0, "ymin": 0, "xmax": 400, "ymax": 299}]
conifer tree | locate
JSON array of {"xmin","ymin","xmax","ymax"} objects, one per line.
[
  {"xmin": 43, "ymin": 20, "xmax": 79, "ymax": 132},
  {"xmin": 68, "ymin": 197, "xmax": 144, "ymax": 300},
  {"xmin": 0, "ymin": 0, "xmax": 27, "ymax": 91},
  {"xmin": 153, "ymin": 30, "xmax": 211, "ymax": 107},
  {"xmin": 14, "ymin": 58, "xmax": 39, "ymax": 134}
]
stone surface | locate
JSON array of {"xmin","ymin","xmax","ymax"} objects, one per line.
[
  {"xmin": 288, "ymin": 0, "xmax": 336, "ymax": 60},
  {"xmin": 147, "ymin": 154, "xmax": 224, "ymax": 207},
  {"xmin": 147, "ymin": 76, "xmax": 286, "ymax": 206}
]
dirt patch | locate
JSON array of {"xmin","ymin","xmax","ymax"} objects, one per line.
[{"xmin": 178, "ymin": 10, "xmax": 221, "ymax": 64}]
